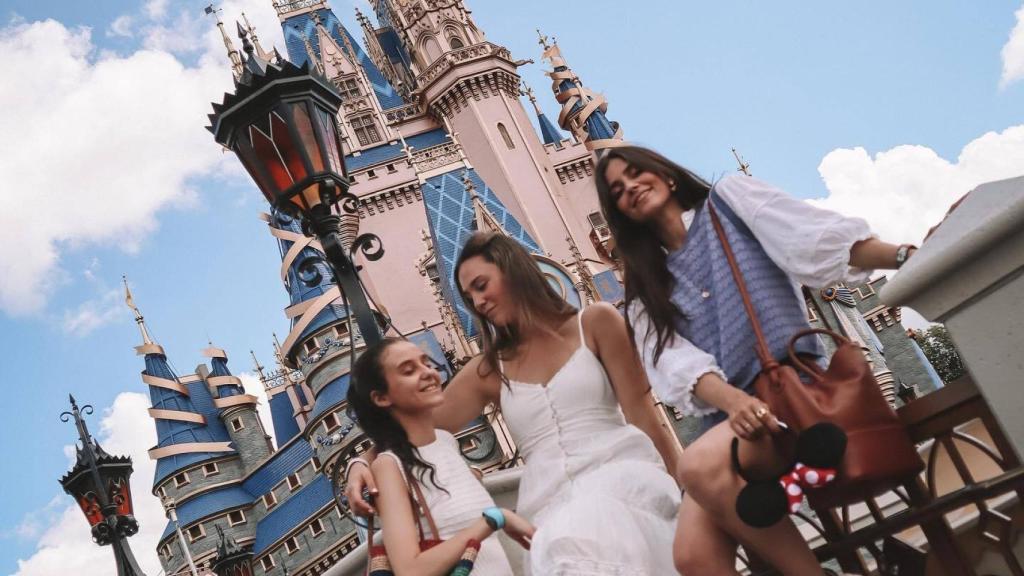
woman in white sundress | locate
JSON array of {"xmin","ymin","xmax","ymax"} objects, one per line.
[{"xmin": 346, "ymin": 232, "xmax": 683, "ymax": 575}]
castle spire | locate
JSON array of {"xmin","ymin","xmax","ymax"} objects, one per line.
[
  {"xmin": 465, "ymin": 170, "xmax": 507, "ymax": 236},
  {"xmin": 250, "ymin": 350, "xmax": 266, "ymax": 381},
  {"xmin": 732, "ymin": 148, "xmax": 752, "ymax": 176},
  {"xmin": 205, "ymin": 4, "xmax": 243, "ymax": 80},
  {"xmin": 293, "ymin": 23, "xmax": 325, "ymax": 75},
  {"xmin": 564, "ymin": 236, "xmax": 598, "ymax": 303},
  {"xmin": 240, "ymin": 11, "xmax": 271, "ymax": 61},
  {"xmin": 123, "ymin": 276, "xmax": 163, "ymax": 357},
  {"xmin": 538, "ymin": 29, "xmax": 623, "ymax": 152},
  {"xmin": 521, "ymin": 81, "xmax": 563, "ymax": 146}
]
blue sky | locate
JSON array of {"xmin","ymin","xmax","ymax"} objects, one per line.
[{"xmin": 1, "ymin": 1, "xmax": 1022, "ymax": 574}]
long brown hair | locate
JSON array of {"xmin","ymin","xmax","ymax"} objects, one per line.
[
  {"xmin": 594, "ymin": 146, "xmax": 711, "ymax": 364},
  {"xmin": 454, "ymin": 232, "xmax": 576, "ymax": 384},
  {"xmin": 346, "ymin": 338, "xmax": 445, "ymax": 491}
]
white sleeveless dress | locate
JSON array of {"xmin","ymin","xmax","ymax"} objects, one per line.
[
  {"xmin": 499, "ymin": 314, "xmax": 681, "ymax": 575},
  {"xmin": 380, "ymin": 430, "xmax": 514, "ymax": 575}
]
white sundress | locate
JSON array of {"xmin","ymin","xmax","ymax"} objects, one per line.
[{"xmin": 499, "ymin": 313, "xmax": 681, "ymax": 575}]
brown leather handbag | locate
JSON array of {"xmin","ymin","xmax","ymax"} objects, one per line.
[{"xmin": 707, "ymin": 198, "xmax": 924, "ymax": 508}]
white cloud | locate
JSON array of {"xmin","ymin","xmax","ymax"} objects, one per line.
[
  {"xmin": 62, "ymin": 288, "xmax": 123, "ymax": 336},
  {"xmin": 810, "ymin": 124, "xmax": 1024, "ymax": 247},
  {"xmin": 1000, "ymin": 4, "xmax": 1024, "ymax": 88},
  {"xmin": 145, "ymin": 0, "xmax": 171, "ymax": 21},
  {"xmin": 0, "ymin": 19, "xmax": 232, "ymax": 316},
  {"xmin": 107, "ymin": 15, "xmax": 134, "ymax": 38},
  {"xmin": 14, "ymin": 393, "xmax": 165, "ymax": 576},
  {"xmin": 0, "ymin": 0, "xmax": 287, "ymax": 319},
  {"xmin": 240, "ymin": 370, "xmax": 277, "ymax": 448}
]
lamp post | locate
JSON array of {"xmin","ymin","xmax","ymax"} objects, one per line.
[
  {"xmin": 162, "ymin": 497, "xmax": 200, "ymax": 576},
  {"xmin": 59, "ymin": 395, "xmax": 145, "ymax": 576},
  {"xmin": 208, "ymin": 31, "xmax": 384, "ymax": 348}
]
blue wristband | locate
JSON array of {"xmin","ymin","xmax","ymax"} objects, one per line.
[{"xmin": 482, "ymin": 507, "xmax": 505, "ymax": 530}]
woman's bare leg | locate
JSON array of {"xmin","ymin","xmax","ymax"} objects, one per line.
[
  {"xmin": 677, "ymin": 421, "xmax": 824, "ymax": 576},
  {"xmin": 674, "ymin": 495, "xmax": 740, "ymax": 575}
]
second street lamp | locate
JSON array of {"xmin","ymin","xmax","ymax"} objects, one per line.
[{"xmin": 208, "ymin": 31, "xmax": 384, "ymax": 348}]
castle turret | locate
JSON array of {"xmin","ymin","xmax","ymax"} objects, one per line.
[
  {"xmin": 522, "ymin": 82, "xmax": 564, "ymax": 146},
  {"xmin": 369, "ymin": 1, "xmax": 582, "ymax": 262},
  {"xmin": 126, "ymin": 280, "xmax": 256, "ymax": 576},
  {"xmin": 538, "ymin": 31, "xmax": 623, "ymax": 151},
  {"xmin": 201, "ymin": 344, "xmax": 273, "ymax": 472},
  {"xmin": 276, "ymin": 2, "xmax": 404, "ymax": 154},
  {"xmin": 124, "ymin": 279, "xmax": 235, "ymax": 493}
]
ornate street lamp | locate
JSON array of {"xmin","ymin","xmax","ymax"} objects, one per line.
[
  {"xmin": 208, "ymin": 31, "xmax": 384, "ymax": 346},
  {"xmin": 59, "ymin": 395, "xmax": 145, "ymax": 576}
]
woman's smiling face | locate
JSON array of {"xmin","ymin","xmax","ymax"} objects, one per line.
[{"xmin": 603, "ymin": 157, "xmax": 674, "ymax": 223}]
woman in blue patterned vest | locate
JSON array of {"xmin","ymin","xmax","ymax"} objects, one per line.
[{"xmin": 595, "ymin": 145, "xmax": 914, "ymax": 575}]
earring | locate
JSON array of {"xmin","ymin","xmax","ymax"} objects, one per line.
[{"xmin": 668, "ymin": 179, "xmax": 677, "ymax": 191}]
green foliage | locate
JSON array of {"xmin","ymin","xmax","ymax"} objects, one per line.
[{"xmin": 913, "ymin": 325, "xmax": 965, "ymax": 383}]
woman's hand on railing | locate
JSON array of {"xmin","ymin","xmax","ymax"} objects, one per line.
[{"xmin": 345, "ymin": 462, "xmax": 379, "ymax": 516}]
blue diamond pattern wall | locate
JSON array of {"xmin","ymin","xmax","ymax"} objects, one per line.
[{"xmin": 421, "ymin": 169, "xmax": 540, "ymax": 337}]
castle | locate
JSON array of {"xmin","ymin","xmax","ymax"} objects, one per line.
[{"xmin": 132, "ymin": 1, "xmax": 942, "ymax": 574}]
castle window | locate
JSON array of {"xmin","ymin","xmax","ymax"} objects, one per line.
[
  {"xmin": 425, "ymin": 262, "xmax": 440, "ymax": 284},
  {"xmin": 263, "ymin": 492, "xmax": 278, "ymax": 509},
  {"xmin": 304, "ymin": 338, "xmax": 319, "ymax": 355},
  {"xmin": 285, "ymin": 536, "xmax": 300, "ymax": 555},
  {"xmin": 448, "ymin": 36, "xmax": 465, "ymax": 50},
  {"xmin": 311, "ymin": 457, "xmax": 322, "ymax": 472},
  {"xmin": 173, "ymin": 472, "xmax": 190, "ymax": 488},
  {"xmin": 323, "ymin": 412, "xmax": 339, "ymax": 432},
  {"xmin": 260, "ymin": 555, "xmax": 275, "ymax": 571},
  {"xmin": 228, "ymin": 510, "xmax": 246, "ymax": 526},
  {"xmin": 386, "ymin": 163, "xmax": 397, "ymax": 173},
  {"xmin": 497, "ymin": 123, "xmax": 515, "ymax": 149},
  {"xmin": 187, "ymin": 524, "xmax": 205, "ymax": 543},
  {"xmin": 287, "ymin": 473, "xmax": 302, "ymax": 491},
  {"xmin": 351, "ymin": 115, "xmax": 381, "ymax": 146},
  {"xmin": 157, "ymin": 485, "xmax": 167, "ymax": 498},
  {"xmin": 367, "ymin": 169, "xmax": 377, "ymax": 179},
  {"xmin": 230, "ymin": 417, "xmax": 244, "ymax": 432},
  {"xmin": 203, "ymin": 462, "xmax": 219, "ymax": 477},
  {"xmin": 340, "ymin": 78, "xmax": 361, "ymax": 99},
  {"xmin": 310, "ymin": 517, "xmax": 325, "ymax": 537}
]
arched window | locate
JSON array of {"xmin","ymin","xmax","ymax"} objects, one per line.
[
  {"xmin": 448, "ymin": 36, "xmax": 465, "ymax": 49},
  {"xmin": 497, "ymin": 123, "xmax": 515, "ymax": 149},
  {"xmin": 419, "ymin": 36, "xmax": 442, "ymax": 65}
]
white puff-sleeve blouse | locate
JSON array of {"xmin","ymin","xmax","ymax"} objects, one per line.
[{"xmin": 631, "ymin": 174, "xmax": 876, "ymax": 417}]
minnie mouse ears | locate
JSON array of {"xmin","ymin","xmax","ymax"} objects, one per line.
[{"xmin": 734, "ymin": 422, "xmax": 847, "ymax": 528}]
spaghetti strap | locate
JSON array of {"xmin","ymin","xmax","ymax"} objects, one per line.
[{"xmin": 576, "ymin": 310, "xmax": 585, "ymax": 346}]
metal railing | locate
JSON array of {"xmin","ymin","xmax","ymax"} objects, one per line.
[{"xmin": 746, "ymin": 375, "xmax": 1024, "ymax": 575}]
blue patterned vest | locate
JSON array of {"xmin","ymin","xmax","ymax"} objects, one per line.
[{"xmin": 668, "ymin": 191, "xmax": 823, "ymax": 399}]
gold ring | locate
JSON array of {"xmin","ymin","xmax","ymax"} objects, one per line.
[{"xmin": 755, "ymin": 407, "xmax": 768, "ymax": 418}]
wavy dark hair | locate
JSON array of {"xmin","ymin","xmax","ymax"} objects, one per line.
[
  {"xmin": 346, "ymin": 338, "xmax": 445, "ymax": 491},
  {"xmin": 594, "ymin": 146, "xmax": 711, "ymax": 364},
  {"xmin": 454, "ymin": 232, "xmax": 576, "ymax": 385}
]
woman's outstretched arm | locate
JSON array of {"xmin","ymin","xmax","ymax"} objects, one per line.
[
  {"xmin": 587, "ymin": 303, "xmax": 683, "ymax": 482},
  {"xmin": 432, "ymin": 355, "xmax": 500, "ymax": 434}
]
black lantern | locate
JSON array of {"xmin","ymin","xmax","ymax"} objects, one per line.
[
  {"xmin": 59, "ymin": 395, "xmax": 145, "ymax": 576},
  {"xmin": 208, "ymin": 32, "xmax": 383, "ymax": 347}
]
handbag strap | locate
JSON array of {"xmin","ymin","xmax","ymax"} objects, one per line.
[
  {"xmin": 362, "ymin": 466, "xmax": 442, "ymax": 575},
  {"xmin": 706, "ymin": 196, "xmax": 778, "ymax": 371},
  {"xmin": 409, "ymin": 475, "xmax": 442, "ymax": 541}
]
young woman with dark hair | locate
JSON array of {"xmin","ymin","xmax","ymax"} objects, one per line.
[
  {"xmin": 346, "ymin": 337, "xmax": 533, "ymax": 576},
  {"xmin": 347, "ymin": 232, "xmax": 684, "ymax": 575},
  {"xmin": 594, "ymin": 145, "xmax": 915, "ymax": 575}
]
